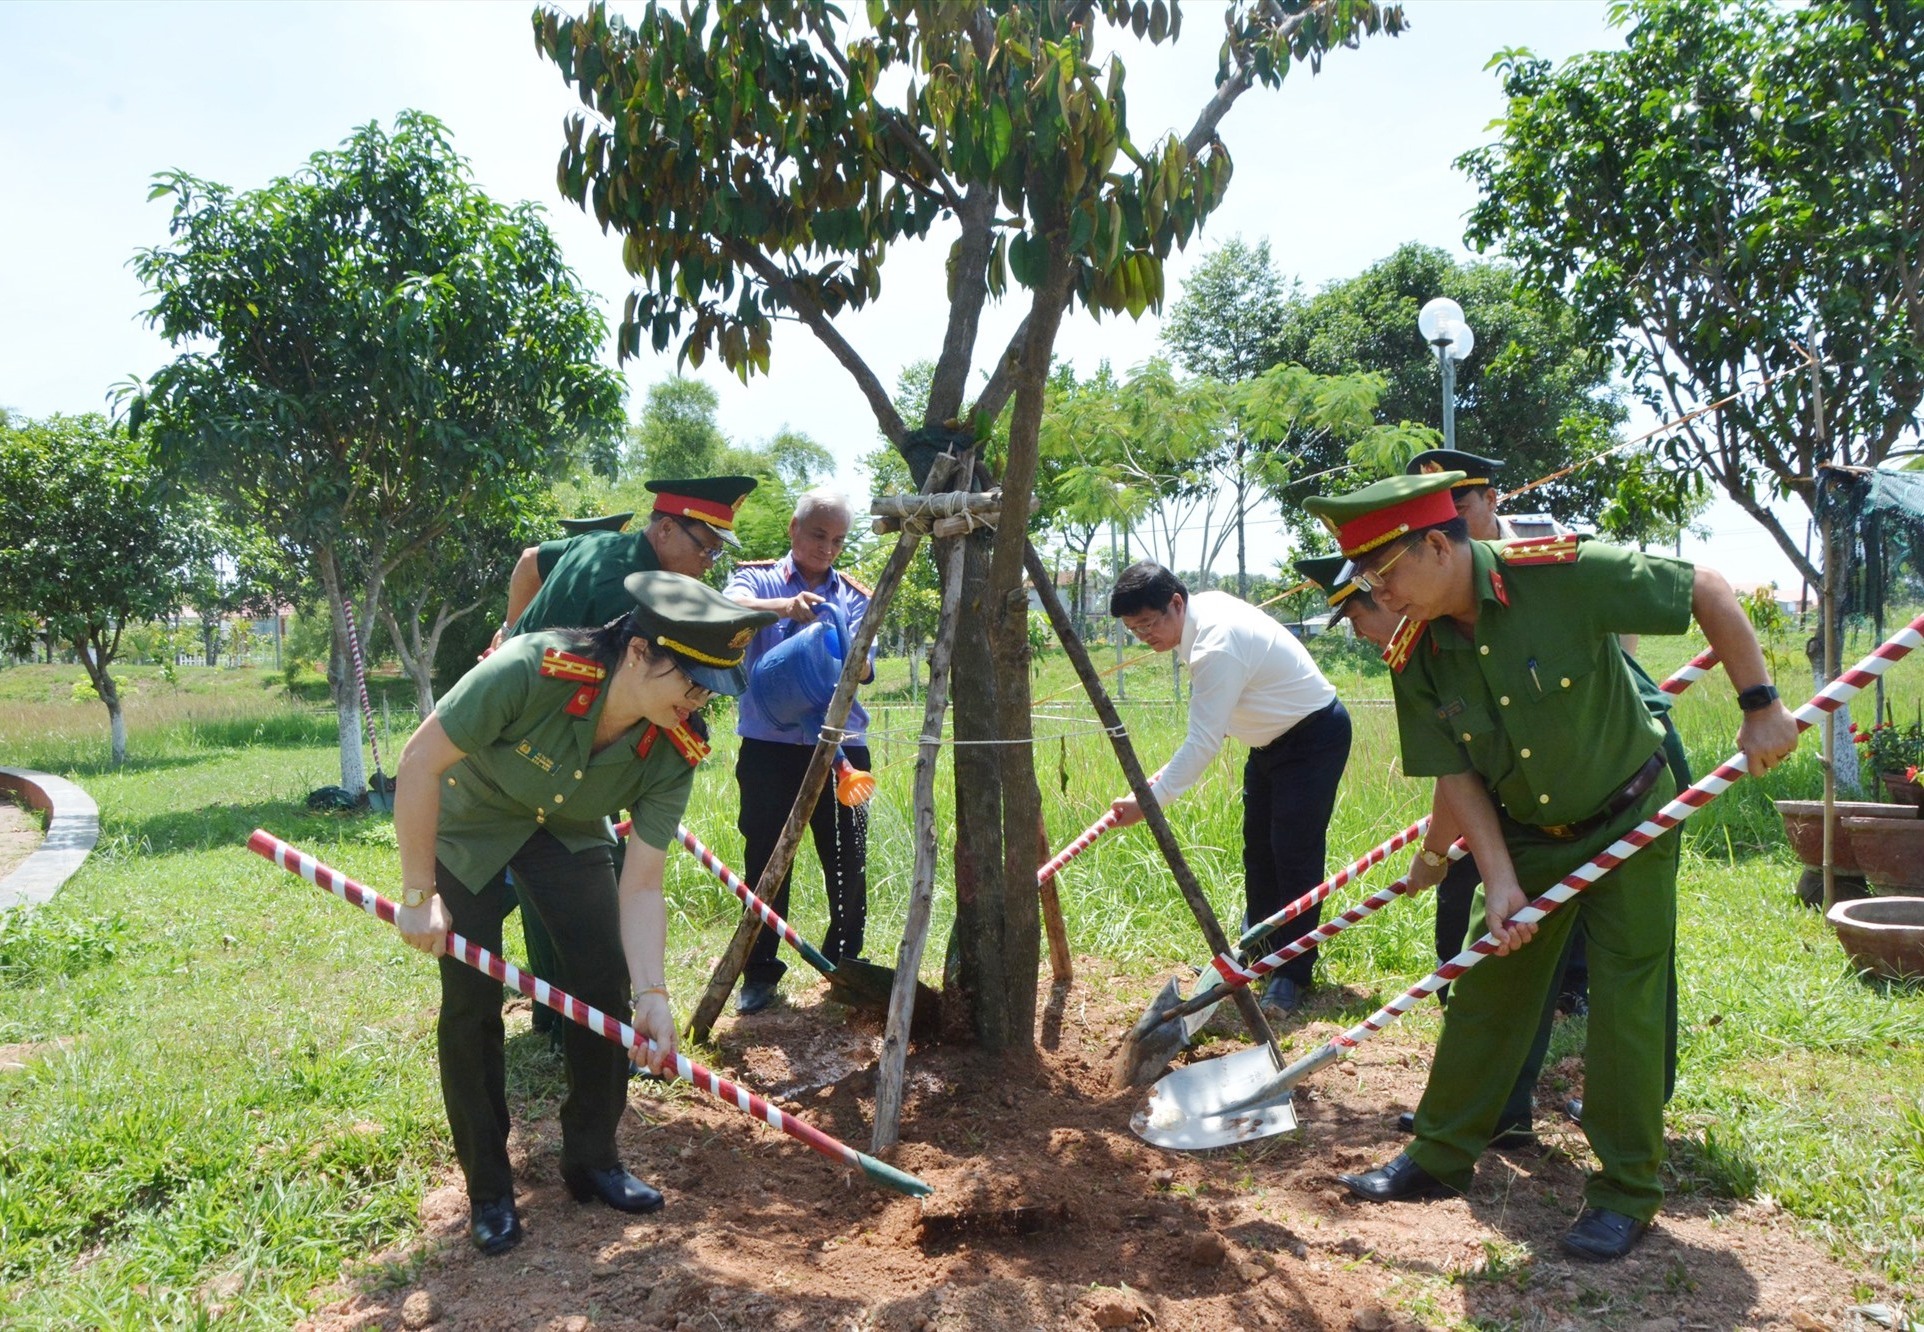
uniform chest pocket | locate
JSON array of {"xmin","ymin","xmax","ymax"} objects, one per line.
[
  {"xmin": 1522, "ymin": 642, "xmax": 1600, "ymax": 704},
  {"xmin": 1441, "ymin": 702, "xmax": 1502, "ymax": 760}
]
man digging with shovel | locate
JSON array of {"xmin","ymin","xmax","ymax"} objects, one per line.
[
  {"xmin": 1304, "ymin": 472, "xmax": 1797, "ymax": 1262},
  {"xmin": 1107, "ymin": 561, "xmax": 1352, "ymax": 1022}
]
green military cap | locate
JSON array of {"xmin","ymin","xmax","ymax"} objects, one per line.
[
  {"xmin": 645, "ymin": 476, "xmax": 759, "ymax": 547},
  {"xmin": 558, "ymin": 512, "xmax": 635, "ymax": 535},
  {"xmin": 1303, "ymin": 471, "xmax": 1464, "ymax": 557},
  {"xmin": 1407, "ymin": 449, "xmax": 1505, "ymax": 488},
  {"xmin": 1292, "ymin": 554, "xmax": 1363, "ymax": 610},
  {"xmin": 622, "ymin": 570, "xmax": 777, "ymax": 695}
]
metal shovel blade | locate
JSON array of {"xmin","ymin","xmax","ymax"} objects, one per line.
[{"xmin": 1129, "ymin": 1041, "xmax": 1300, "ymax": 1150}]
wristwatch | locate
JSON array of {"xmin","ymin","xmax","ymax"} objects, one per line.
[
  {"xmin": 1418, "ymin": 847, "xmax": 1448, "ymax": 869},
  {"xmin": 1736, "ymin": 683, "xmax": 1781, "ymax": 713},
  {"xmin": 400, "ymin": 885, "xmax": 434, "ymax": 909}
]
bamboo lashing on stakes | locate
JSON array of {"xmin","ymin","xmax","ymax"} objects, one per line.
[{"xmin": 245, "ymin": 829, "xmax": 932, "ymax": 1198}]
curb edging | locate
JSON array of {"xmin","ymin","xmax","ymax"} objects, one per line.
[{"xmin": 0, "ymin": 767, "xmax": 99, "ymax": 911}]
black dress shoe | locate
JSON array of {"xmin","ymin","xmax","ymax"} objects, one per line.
[
  {"xmin": 1396, "ymin": 1110, "xmax": 1416, "ymax": 1133},
  {"xmin": 736, "ymin": 979, "xmax": 779, "ymax": 1014},
  {"xmin": 1564, "ymin": 1097, "xmax": 1584, "ymax": 1125},
  {"xmin": 562, "ymin": 1164, "xmax": 665, "ymax": 1214},
  {"xmin": 1336, "ymin": 1152, "xmax": 1455, "ymax": 1202},
  {"xmin": 1561, "ymin": 1207, "xmax": 1648, "ymax": 1261},
  {"xmin": 469, "ymin": 1197, "xmax": 523, "ymax": 1255}
]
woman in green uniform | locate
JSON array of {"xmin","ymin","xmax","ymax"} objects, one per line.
[{"xmin": 393, "ymin": 571, "xmax": 775, "ymax": 1255}]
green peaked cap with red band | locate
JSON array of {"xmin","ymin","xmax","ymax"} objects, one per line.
[
  {"xmin": 645, "ymin": 476, "xmax": 758, "ymax": 547},
  {"xmin": 1291, "ymin": 554, "xmax": 1363, "ymax": 610},
  {"xmin": 1303, "ymin": 472, "xmax": 1464, "ymax": 559}
]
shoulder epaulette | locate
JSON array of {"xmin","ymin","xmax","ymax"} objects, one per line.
[
  {"xmin": 840, "ymin": 571, "xmax": 873, "ymax": 596},
  {"xmin": 734, "ymin": 558, "xmax": 779, "ymax": 568},
  {"xmin": 1497, "ymin": 534, "xmax": 1581, "ymax": 566},
  {"xmin": 1382, "ymin": 616, "xmax": 1428, "ymax": 674},
  {"xmin": 539, "ymin": 648, "xmax": 607, "ymax": 684},
  {"xmin": 634, "ymin": 721, "xmax": 711, "ymax": 767}
]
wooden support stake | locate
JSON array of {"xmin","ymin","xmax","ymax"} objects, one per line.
[
  {"xmin": 686, "ymin": 454, "xmax": 962, "ymax": 1042},
  {"xmin": 871, "ymin": 534, "xmax": 967, "ymax": 1153},
  {"xmin": 1022, "ymin": 542, "xmax": 1281, "ymax": 1061},
  {"xmin": 1037, "ymin": 807, "xmax": 1073, "ymax": 983}
]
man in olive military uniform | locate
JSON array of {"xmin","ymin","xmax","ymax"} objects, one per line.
[
  {"xmin": 495, "ymin": 476, "xmax": 759, "ymax": 650},
  {"xmin": 1305, "ymin": 473, "xmax": 1797, "ymax": 1261},
  {"xmin": 494, "ymin": 477, "xmax": 756, "ymax": 1039},
  {"xmin": 1407, "ymin": 449, "xmax": 1693, "ymax": 1103}
]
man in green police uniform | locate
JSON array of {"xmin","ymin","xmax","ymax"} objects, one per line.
[
  {"xmin": 1306, "ymin": 473, "xmax": 1798, "ymax": 1261},
  {"xmin": 493, "ymin": 476, "xmax": 756, "ymax": 1041}
]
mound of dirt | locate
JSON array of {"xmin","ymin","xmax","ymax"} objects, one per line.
[{"xmin": 303, "ymin": 961, "xmax": 1886, "ymax": 1332}]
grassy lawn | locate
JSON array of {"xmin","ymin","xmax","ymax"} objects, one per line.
[{"xmin": 1, "ymin": 625, "xmax": 1920, "ymax": 1327}]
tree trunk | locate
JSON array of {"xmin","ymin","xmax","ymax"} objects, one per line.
[
  {"xmin": 317, "ymin": 548, "xmax": 368, "ymax": 796},
  {"xmin": 1808, "ymin": 511, "xmax": 1860, "ymax": 798},
  {"xmin": 74, "ymin": 631, "xmax": 128, "ymax": 766}
]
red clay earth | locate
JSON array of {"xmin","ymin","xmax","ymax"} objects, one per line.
[{"xmin": 298, "ymin": 961, "xmax": 1886, "ymax": 1332}]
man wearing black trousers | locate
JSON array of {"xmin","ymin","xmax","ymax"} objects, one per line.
[
  {"xmin": 1109, "ymin": 562, "xmax": 1351, "ymax": 1019},
  {"xmin": 725, "ymin": 490, "xmax": 874, "ymax": 1014}
]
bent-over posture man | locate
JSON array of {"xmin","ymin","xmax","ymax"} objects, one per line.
[
  {"xmin": 1109, "ymin": 562, "xmax": 1351, "ymax": 1019},
  {"xmin": 1305, "ymin": 472, "xmax": 1796, "ymax": 1262}
]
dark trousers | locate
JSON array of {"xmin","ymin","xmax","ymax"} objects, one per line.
[
  {"xmin": 435, "ymin": 832, "xmax": 631, "ymax": 1204},
  {"xmin": 738, "ymin": 737, "xmax": 871, "ymax": 985},
  {"xmin": 1241, "ymin": 699, "xmax": 1352, "ymax": 987}
]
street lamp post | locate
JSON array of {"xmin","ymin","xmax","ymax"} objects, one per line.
[{"xmin": 1417, "ymin": 297, "xmax": 1475, "ymax": 450}]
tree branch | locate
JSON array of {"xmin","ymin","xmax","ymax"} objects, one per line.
[
  {"xmin": 729, "ymin": 242, "xmax": 909, "ymax": 444},
  {"xmin": 927, "ymin": 183, "xmax": 1000, "ymax": 424}
]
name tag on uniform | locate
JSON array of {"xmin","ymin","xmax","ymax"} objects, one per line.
[
  {"xmin": 1436, "ymin": 698, "xmax": 1466, "ymax": 721},
  {"xmin": 514, "ymin": 739, "xmax": 556, "ymax": 773}
]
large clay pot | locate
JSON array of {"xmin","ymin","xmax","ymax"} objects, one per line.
[
  {"xmin": 1827, "ymin": 895, "xmax": 1924, "ymax": 982},
  {"xmin": 1773, "ymin": 800, "xmax": 1916, "ymax": 873},
  {"xmin": 1841, "ymin": 815, "xmax": 1924, "ymax": 893},
  {"xmin": 1877, "ymin": 771, "xmax": 1924, "ymax": 809}
]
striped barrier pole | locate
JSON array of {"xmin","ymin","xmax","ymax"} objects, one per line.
[
  {"xmin": 1160, "ymin": 647, "xmax": 1723, "ymax": 1026},
  {"xmin": 671, "ymin": 825, "xmax": 838, "ymax": 976},
  {"xmin": 340, "ymin": 600, "xmax": 385, "ymax": 780},
  {"xmin": 1257, "ymin": 613, "xmax": 1922, "ymax": 1088},
  {"xmin": 246, "ymin": 829, "xmax": 932, "ymax": 1198},
  {"xmin": 1035, "ymin": 768, "xmax": 1166, "ymax": 886}
]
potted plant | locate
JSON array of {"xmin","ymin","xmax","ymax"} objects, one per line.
[{"xmin": 1854, "ymin": 715, "xmax": 1924, "ymax": 810}]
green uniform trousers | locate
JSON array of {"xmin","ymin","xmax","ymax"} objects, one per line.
[
  {"xmin": 1409, "ymin": 771, "xmax": 1680, "ymax": 1221},
  {"xmin": 436, "ymin": 831, "xmax": 631, "ymax": 1204}
]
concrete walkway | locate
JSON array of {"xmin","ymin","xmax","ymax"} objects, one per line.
[{"xmin": 0, "ymin": 767, "xmax": 99, "ymax": 911}]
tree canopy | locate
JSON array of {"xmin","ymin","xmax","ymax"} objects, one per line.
[
  {"xmin": 1458, "ymin": 0, "xmax": 1924, "ymax": 585},
  {"xmin": 533, "ymin": 0, "xmax": 1407, "ymax": 1050},
  {"xmin": 0, "ymin": 414, "xmax": 210, "ymax": 764},
  {"xmin": 128, "ymin": 111, "xmax": 625, "ymax": 792}
]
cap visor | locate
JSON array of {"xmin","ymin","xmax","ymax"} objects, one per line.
[
  {"xmin": 701, "ymin": 519, "xmax": 742, "ymax": 548},
  {"xmin": 679, "ymin": 655, "xmax": 750, "ymax": 697}
]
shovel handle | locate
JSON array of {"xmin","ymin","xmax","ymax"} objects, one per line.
[
  {"xmin": 246, "ymin": 829, "xmax": 931, "ymax": 1198},
  {"xmin": 1276, "ymin": 614, "xmax": 1923, "ymax": 1083}
]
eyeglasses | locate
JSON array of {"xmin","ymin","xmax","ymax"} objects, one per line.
[
  {"xmin": 1351, "ymin": 537, "xmax": 1417, "ymax": 594},
  {"xmin": 675, "ymin": 665, "xmax": 715, "ymax": 706},
  {"xmin": 678, "ymin": 519, "xmax": 726, "ymax": 566}
]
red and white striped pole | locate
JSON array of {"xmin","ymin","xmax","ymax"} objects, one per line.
[
  {"xmin": 1261, "ymin": 614, "xmax": 1923, "ymax": 1088},
  {"xmin": 245, "ymin": 829, "xmax": 932, "ymax": 1198},
  {"xmin": 1159, "ymin": 647, "xmax": 1723, "ymax": 1025},
  {"xmin": 340, "ymin": 599, "xmax": 385, "ymax": 780},
  {"xmin": 1035, "ymin": 769, "xmax": 1165, "ymax": 887}
]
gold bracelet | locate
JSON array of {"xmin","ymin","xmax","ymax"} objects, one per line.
[{"xmin": 637, "ymin": 985, "xmax": 669, "ymax": 1000}]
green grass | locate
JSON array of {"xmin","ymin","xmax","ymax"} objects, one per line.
[{"xmin": 1, "ymin": 622, "xmax": 1921, "ymax": 1324}]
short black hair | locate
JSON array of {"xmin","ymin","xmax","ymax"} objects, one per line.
[{"xmin": 1109, "ymin": 562, "xmax": 1188, "ymax": 617}]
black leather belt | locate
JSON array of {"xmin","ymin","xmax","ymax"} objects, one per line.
[{"xmin": 1530, "ymin": 749, "xmax": 1668, "ymax": 841}]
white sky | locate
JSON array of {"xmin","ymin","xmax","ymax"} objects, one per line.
[{"xmin": 0, "ymin": 0, "xmax": 1807, "ymax": 591}]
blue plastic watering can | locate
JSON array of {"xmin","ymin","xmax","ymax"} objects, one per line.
[{"xmin": 749, "ymin": 601, "xmax": 849, "ymax": 735}]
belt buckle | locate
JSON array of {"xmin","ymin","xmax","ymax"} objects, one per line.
[{"xmin": 1539, "ymin": 821, "xmax": 1578, "ymax": 840}]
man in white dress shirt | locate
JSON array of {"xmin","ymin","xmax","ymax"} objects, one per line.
[{"xmin": 1108, "ymin": 562, "xmax": 1352, "ymax": 1016}]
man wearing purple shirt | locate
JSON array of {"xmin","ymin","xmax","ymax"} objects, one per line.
[{"xmin": 724, "ymin": 490, "xmax": 873, "ymax": 1014}]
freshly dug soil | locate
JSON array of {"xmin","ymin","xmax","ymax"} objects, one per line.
[{"xmin": 302, "ymin": 961, "xmax": 1883, "ymax": 1332}]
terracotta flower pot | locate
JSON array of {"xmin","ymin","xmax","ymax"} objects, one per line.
[
  {"xmin": 1876, "ymin": 771, "xmax": 1924, "ymax": 809},
  {"xmin": 1773, "ymin": 800, "xmax": 1917, "ymax": 873},
  {"xmin": 1827, "ymin": 895, "xmax": 1924, "ymax": 983},
  {"xmin": 1840, "ymin": 815, "xmax": 1924, "ymax": 894}
]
